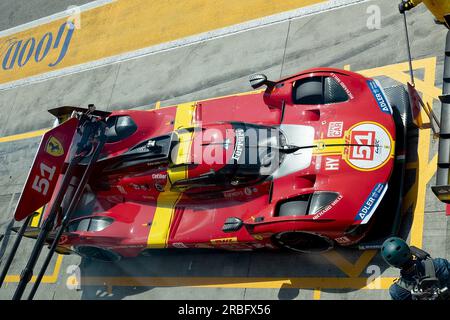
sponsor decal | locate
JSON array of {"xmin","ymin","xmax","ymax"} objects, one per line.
[
  {"xmin": 223, "ymin": 138, "xmax": 231, "ymax": 150},
  {"xmin": 210, "ymin": 237, "xmax": 238, "ymax": 244},
  {"xmin": 224, "ymin": 190, "xmax": 243, "ymax": 198},
  {"xmin": 327, "ymin": 121, "xmax": 344, "ymax": 138},
  {"xmin": 130, "ymin": 183, "xmax": 150, "ymax": 191},
  {"xmin": 312, "ymin": 194, "xmax": 343, "ymax": 220},
  {"xmin": 335, "ymin": 236, "xmax": 351, "ymax": 244},
  {"xmin": 172, "ymin": 242, "xmax": 188, "ymax": 249},
  {"xmin": 344, "ymin": 122, "xmax": 393, "ymax": 171},
  {"xmin": 224, "ymin": 187, "xmax": 258, "ymax": 198},
  {"xmin": 45, "ymin": 136, "xmax": 64, "ymax": 157},
  {"xmin": 355, "ymin": 183, "xmax": 388, "ymax": 224},
  {"xmin": 134, "ymin": 146, "xmax": 149, "ymax": 153},
  {"xmin": 232, "ymin": 128, "xmax": 245, "ymax": 161},
  {"xmin": 116, "ymin": 185, "xmax": 127, "ymax": 195},
  {"xmin": 367, "ymin": 80, "xmax": 393, "ymax": 114},
  {"xmin": 315, "ymin": 155, "xmax": 322, "ymax": 170},
  {"xmin": 330, "ymin": 73, "xmax": 354, "ymax": 99},
  {"xmin": 152, "ymin": 173, "xmax": 167, "ymax": 180},
  {"xmin": 325, "ymin": 157, "xmax": 340, "ymax": 171},
  {"xmin": 252, "ymin": 234, "xmax": 264, "ymax": 241},
  {"xmin": 2, "ymin": 22, "xmax": 75, "ymax": 71}
]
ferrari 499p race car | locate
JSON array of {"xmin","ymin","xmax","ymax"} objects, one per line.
[{"xmin": 13, "ymin": 67, "xmax": 410, "ymax": 262}]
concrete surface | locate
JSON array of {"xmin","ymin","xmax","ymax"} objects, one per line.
[{"xmin": 0, "ymin": 0, "xmax": 448, "ymax": 300}]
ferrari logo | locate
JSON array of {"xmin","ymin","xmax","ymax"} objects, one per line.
[{"xmin": 45, "ymin": 136, "xmax": 64, "ymax": 157}]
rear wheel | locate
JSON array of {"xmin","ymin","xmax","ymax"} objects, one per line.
[
  {"xmin": 75, "ymin": 246, "xmax": 122, "ymax": 262},
  {"xmin": 272, "ymin": 231, "xmax": 334, "ymax": 253}
]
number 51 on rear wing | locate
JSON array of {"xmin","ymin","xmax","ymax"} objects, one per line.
[{"xmin": 14, "ymin": 117, "xmax": 79, "ymax": 221}]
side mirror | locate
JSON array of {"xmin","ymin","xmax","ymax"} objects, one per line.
[{"xmin": 249, "ymin": 74, "xmax": 275, "ymax": 89}]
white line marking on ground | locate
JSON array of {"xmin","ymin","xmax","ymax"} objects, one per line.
[
  {"xmin": 0, "ymin": 0, "xmax": 370, "ymax": 91},
  {"xmin": 0, "ymin": 0, "xmax": 116, "ymax": 38}
]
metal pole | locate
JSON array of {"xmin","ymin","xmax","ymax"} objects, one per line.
[
  {"xmin": 403, "ymin": 12, "xmax": 415, "ymax": 86},
  {"xmin": 11, "ymin": 154, "xmax": 83, "ymax": 300},
  {"xmin": 437, "ymin": 31, "xmax": 450, "ymax": 186},
  {"xmin": 27, "ymin": 129, "xmax": 106, "ymax": 300},
  {"xmin": 0, "ymin": 214, "xmax": 34, "ymax": 288}
]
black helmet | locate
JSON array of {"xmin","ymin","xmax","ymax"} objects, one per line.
[{"xmin": 381, "ymin": 237, "xmax": 412, "ymax": 268}]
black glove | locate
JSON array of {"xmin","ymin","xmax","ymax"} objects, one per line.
[{"xmin": 399, "ymin": 0, "xmax": 414, "ymax": 14}]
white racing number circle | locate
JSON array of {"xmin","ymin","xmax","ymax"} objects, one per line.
[{"xmin": 345, "ymin": 122, "xmax": 393, "ymax": 171}]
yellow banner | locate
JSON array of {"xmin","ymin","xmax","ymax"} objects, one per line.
[{"xmin": 0, "ymin": 0, "xmax": 324, "ymax": 85}]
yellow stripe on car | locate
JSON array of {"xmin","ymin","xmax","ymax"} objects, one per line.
[
  {"xmin": 312, "ymin": 137, "xmax": 346, "ymax": 156},
  {"xmin": 147, "ymin": 102, "xmax": 197, "ymax": 248},
  {"xmin": 30, "ymin": 206, "xmax": 44, "ymax": 227}
]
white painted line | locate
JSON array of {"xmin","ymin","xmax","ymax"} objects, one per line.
[
  {"xmin": 0, "ymin": 0, "xmax": 370, "ymax": 91},
  {"xmin": 0, "ymin": 0, "xmax": 116, "ymax": 38}
]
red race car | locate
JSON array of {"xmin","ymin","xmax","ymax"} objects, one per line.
[{"xmin": 15, "ymin": 67, "xmax": 409, "ymax": 262}]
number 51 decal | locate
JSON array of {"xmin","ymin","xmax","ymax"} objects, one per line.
[
  {"xmin": 32, "ymin": 162, "xmax": 56, "ymax": 196},
  {"xmin": 350, "ymin": 131, "xmax": 374, "ymax": 161}
]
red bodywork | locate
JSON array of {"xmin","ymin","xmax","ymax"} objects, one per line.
[{"xmin": 30, "ymin": 68, "xmax": 399, "ymax": 258}]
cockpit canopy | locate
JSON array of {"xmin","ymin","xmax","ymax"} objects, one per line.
[{"xmin": 101, "ymin": 121, "xmax": 287, "ymax": 191}]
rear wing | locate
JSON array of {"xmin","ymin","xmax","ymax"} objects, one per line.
[
  {"xmin": 432, "ymin": 32, "xmax": 450, "ymax": 203},
  {"xmin": 48, "ymin": 105, "xmax": 111, "ymax": 124},
  {"xmin": 14, "ymin": 117, "xmax": 79, "ymax": 221},
  {"xmin": 1, "ymin": 108, "xmax": 108, "ymax": 299}
]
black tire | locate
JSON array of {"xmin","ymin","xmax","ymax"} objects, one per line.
[
  {"xmin": 272, "ymin": 231, "xmax": 334, "ymax": 253},
  {"xmin": 75, "ymin": 246, "xmax": 122, "ymax": 262}
]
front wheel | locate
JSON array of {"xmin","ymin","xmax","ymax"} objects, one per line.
[{"xmin": 272, "ymin": 231, "xmax": 334, "ymax": 253}]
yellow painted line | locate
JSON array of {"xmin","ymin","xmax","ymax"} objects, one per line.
[
  {"xmin": 358, "ymin": 57, "xmax": 439, "ymax": 249},
  {"xmin": 322, "ymin": 250, "xmax": 377, "ymax": 278},
  {"xmin": 0, "ymin": 128, "xmax": 49, "ymax": 143},
  {"xmin": 313, "ymin": 288, "xmax": 321, "ymax": 300},
  {"xmin": 147, "ymin": 102, "xmax": 196, "ymax": 248},
  {"xmin": 79, "ymin": 276, "xmax": 397, "ymax": 290},
  {"xmin": 0, "ymin": 0, "xmax": 326, "ymax": 85},
  {"xmin": 3, "ymin": 254, "xmax": 63, "ymax": 283}
]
